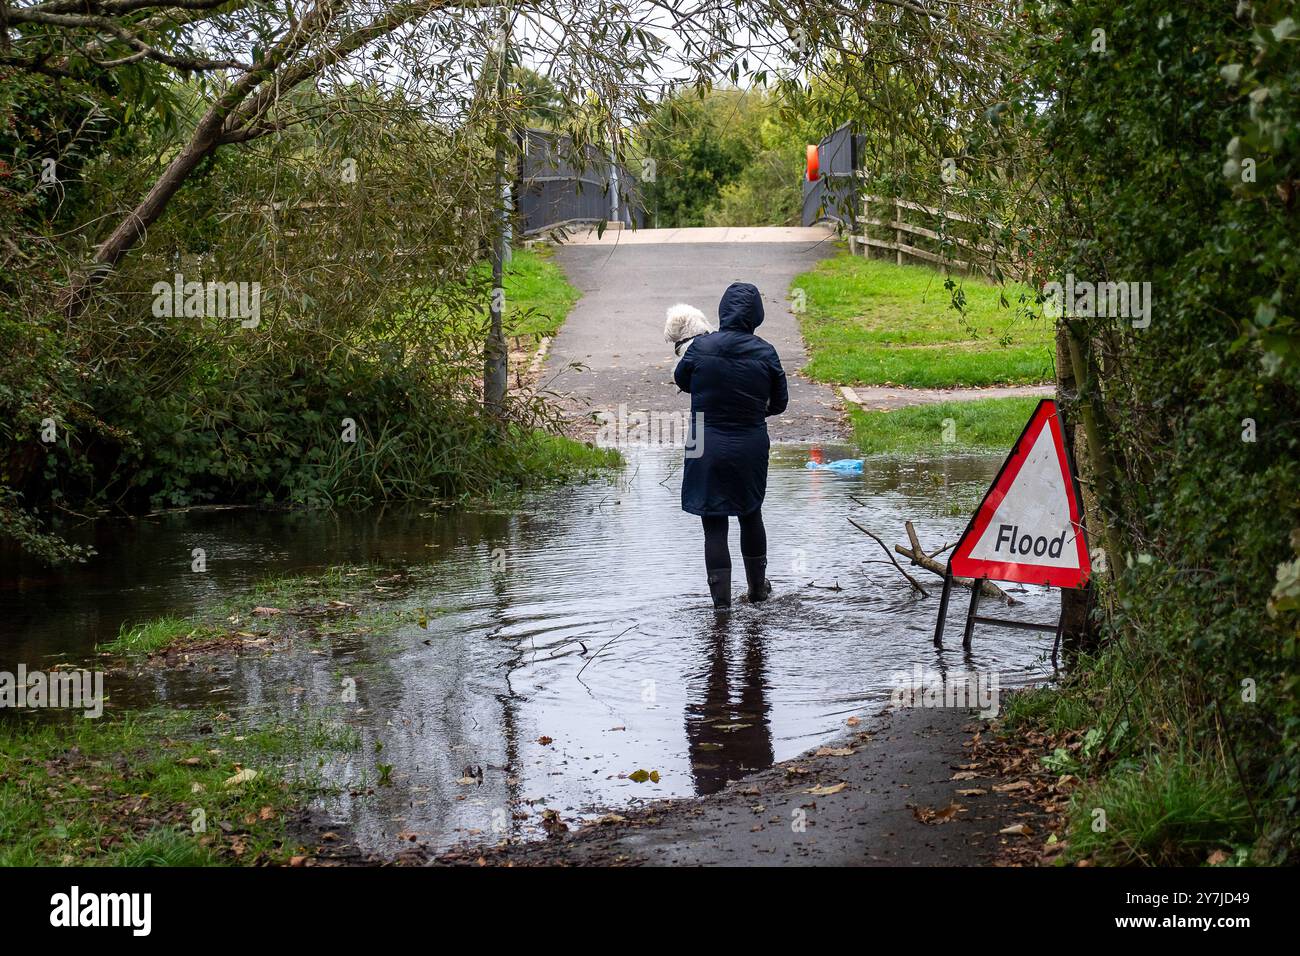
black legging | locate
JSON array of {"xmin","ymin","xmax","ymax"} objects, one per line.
[{"xmin": 701, "ymin": 509, "xmax": 766, "ymax": 570}]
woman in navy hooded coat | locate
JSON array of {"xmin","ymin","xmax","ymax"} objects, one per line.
[{"xmin": 673, "ymin": 282, "xmax": 788, "ymax": 610}]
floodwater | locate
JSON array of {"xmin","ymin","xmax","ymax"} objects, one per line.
[{"xmin": 0, "ymin": 444, "xmax": 1061, "ymax": 854}]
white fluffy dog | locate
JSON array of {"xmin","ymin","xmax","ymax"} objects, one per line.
[{"xmin": 664, "ymin": 303, "xmax": 716, "ymax": 358}]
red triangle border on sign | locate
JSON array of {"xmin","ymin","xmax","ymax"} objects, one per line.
[{"xmin": 948, "ymin": 399, "xmax": 1090, "ymax": 589}]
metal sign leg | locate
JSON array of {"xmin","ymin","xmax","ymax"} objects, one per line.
[
  {"xmin": 933, "ymin": 566, "xmax": 954, "ymax": 648},
  {"xmin": 1051, "ymin": 606, "xmax": 1065, "ymax": 671},
  {"xmin": 962, "ymin": 578, "xmax": 985, "ymax": 650}
]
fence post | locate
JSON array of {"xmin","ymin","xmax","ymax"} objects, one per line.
[
  {"xmin": 857, "ymin": 194, "xmax": 867, "ymax": 258},
  {"xmin": 895, "ymin": 197, "xmax": 904, "ymax": 266},
  {"xmin": 609, "ymin": 153, "xmax": 621, "ymax": 226}
]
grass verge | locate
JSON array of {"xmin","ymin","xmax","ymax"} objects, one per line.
[
  {"xmin": 791, "ymin": 253, "xmax": 1054, "ymax": 387},
  {"xmin": 518, "ymin": 429, "xmax": 621, "ymax": 480},
  {"xmin": 994, "ymin": 665, "xmax": 1262, "ymax": 867},
  {"xmin": 848, "ymin": 397, "xmax": 1041, "ymax": 456},
  {"xmin": 501, "ymin": 246, "xmax": 581, "ymax": 339},
  {"xmin": 0, "ymin": 708, "xmax": 359, "ymax": 865}
]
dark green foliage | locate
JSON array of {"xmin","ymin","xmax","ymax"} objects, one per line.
[
  {"xmin": 637, "ymin": 89, "xmax": 760, "ymax": 227},
  {"xmin": 995, "ymin": 0, "xmax": 1300, "ymax": 861},
  {"xmin": 1, "ymin": 71, "xmax": 615, "ymax": 558}
]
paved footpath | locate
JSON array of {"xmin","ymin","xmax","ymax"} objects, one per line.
[
  {"xmin": 435, "ymin": 704, "xmax": 1047, "ymax": 867},
  {"xmin": 542, "ymin": 227, "xmax": 848, "ymax": 442}
]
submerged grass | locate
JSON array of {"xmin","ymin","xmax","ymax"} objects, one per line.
[
  {"xmin": 101, "ymin": 564, "xmax": 423, "ymax": 656},
  {"xmin": 102, "ymin": 616, "xmax": 220, "ymax": 655}
]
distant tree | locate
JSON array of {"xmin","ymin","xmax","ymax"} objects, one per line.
[
  {"xmin": 636, "ymin": 89, "xmax": 763, "ymax": 227},
  {"xmin": 514, "ymin": 68, "xmax": 565, "ymax": 128}
]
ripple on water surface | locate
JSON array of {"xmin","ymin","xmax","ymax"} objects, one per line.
[{"xmin": 0, "ymin": 444, "xmax": 1061, "ymax": 853}]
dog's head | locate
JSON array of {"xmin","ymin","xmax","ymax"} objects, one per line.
[{"xmin": 664, "ymin": 303, "xmax": 714, "ymax": 350}]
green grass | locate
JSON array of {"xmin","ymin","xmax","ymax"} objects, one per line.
[
  {"xmin": 397, "ymin": 246, "xmax": 577, "ymax": 350},
  {"xmin": 995, "ymin": 663, "xmax": 1260, "ymax": 867},
  {"xmin": 791, "ymin": 253, "xmax": 1054, "ymax": 387},
  {"xmin": 0, "ymin": 709, "xmax": 359, "ymax": 866},
  {"xmin": 1066, "ymin": 755, "xmax": 1253, "ymax": 867},
  {"xmin": 518, "ymin": 429, "xmax": 621, "ymax": 478},
  {"xmin": 498, "ymin": 246, "xmax": 580, "ymax": 338},
  {"xmin": 999, "ymin": 686, "xmax": 1097, "ymax": 737},
  {"xmin": 848, "ymin": 397, "xmax": 1041, "ymax": 456}
]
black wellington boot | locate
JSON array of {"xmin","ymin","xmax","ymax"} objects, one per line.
[
  {"xmin": 742, "ymin": 555, "xmax": 772, "ymax": 602},
  {"xmin": 707, "ymin": 568, "xmax": 732, "ymax": 612}
]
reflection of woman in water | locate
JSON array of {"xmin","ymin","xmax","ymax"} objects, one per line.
[
  {"xmin": 674, "ymin": 282, "xmax": 789, "ymax": 612},
  {"xmin": 685, "ymin": 619, "xmax": 774, "ymax": 795}
]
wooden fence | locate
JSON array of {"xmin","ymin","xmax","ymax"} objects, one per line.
[{"xmin": 852, "ymin": 194, "xmax": 1009, "ymax": 278}]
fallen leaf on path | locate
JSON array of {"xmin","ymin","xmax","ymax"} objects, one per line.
[
  {"xmin": 913, "ymin": 802, "xmax": 964, "ymax": 824},
  {"xmin": 956, "ymin": 788, "xmax": 987, "ymax": 796},
  {"xmin": 541, "ymin": 809, "xmax": 568, "ymax": 836},
  {"xmin": 846, "ymin": 716, "xmax": 862, "ymax": 727},
  {"xmin": 627, "ymin": 769, "xmax": 661, "ymax": 783},
  {"xmin": 814, "ymin": 746, "xmax": 855, "ymax": 757},
  {"xmin": 805, "ymin": 782, "xmax": 847, "ymax": 796},
  {"xmin": 999, "ymin": 823, "xmax": 1032, "ymax": 835},
  {"xmin": 993, "ymin": 780, "xmax": 1032, "ymax": 793},
  {"xmin": 252, "ymin": 607, "xmax": 282, "ymax": 616},
  {"xmin": 537, "ymin": 736, "xmax": 553, "ymax": 746},
  {"xmin": 951, "ymin": 771, "xmax": 981, "ymax": 781}
]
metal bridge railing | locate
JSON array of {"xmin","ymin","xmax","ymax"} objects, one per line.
[{"xmin": 517, "ymin": 128, "xmax": 646, "ymax": 235}]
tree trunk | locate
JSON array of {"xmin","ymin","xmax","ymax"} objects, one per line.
[
  {"xmin": 482, "ymin": 14, "xmax": 510, "ymax": 419},
  {"xmin": 1055, "ymin": 322, "xmax": 1099, "ymax": 657}
]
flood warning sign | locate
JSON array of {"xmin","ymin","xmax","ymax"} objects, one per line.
[{"xmin": 949, "ymin": 399, "xmax": 1090, "ymax": 589}]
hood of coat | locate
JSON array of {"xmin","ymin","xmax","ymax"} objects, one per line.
[{"xmin": 717, "ymin": 282, "xmax": 764, "ymax": 333}]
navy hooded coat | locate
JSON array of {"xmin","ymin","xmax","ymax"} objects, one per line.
[{"xmin": 675, "ymin": 282, "xmax": 789, "ymax": 517}]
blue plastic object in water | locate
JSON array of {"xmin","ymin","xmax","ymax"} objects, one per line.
[{"xmin": 805, "ymin": 458, "xmax": 864, "ymax": 473}]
